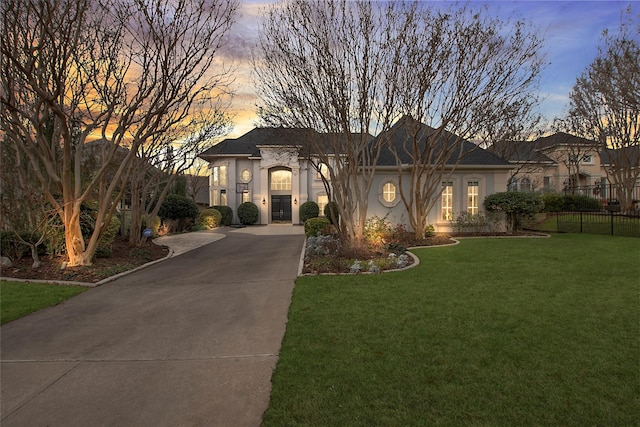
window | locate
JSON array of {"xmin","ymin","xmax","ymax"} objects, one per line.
[
  {"xmin": 520, "ymin": 177, "xmax": 532, "ymax": 192},
  {"xmin": 212, "ymin": 165, "xmax": 227, "ymax": 187},
  {"xmin": 220, "ymin": 189, "xmax": 227, "ymax": 206},
  {"xmin": 271, "ymin": 170, "xmax": 292, "ymax": 190},
  {"xmin": 317, "ymin": 194, "xmax": 328, "ymax": 215},
  {"xmin": 242, "ymin": 190, "xmax": 251, "ymax": 203},
  {"xmin": 582, "ymin": 154, "xmax": 593, "ymax": 164},
  {"xmin": 317, "ymin": 163, "xmax": 330, "ymax": 180},
  {"xmin": 240, "ymin": 169, "xmax": 252, "ymax": 182},
  {"xmin": 467, "ymin": 181, "xmax": 478, "ymax": 215},
  {"xmin": 442, "ymin": 182, "xmax": 453, "ymax": 221},
  {"xmin": 543, "ymin": 176, "xmax": 551, "ymax": 189},
  {"xmin": 508, "ymin": 178, "xmax": 518, "ymax": 192},
  {"xmin": 383, "ymin": 182, "xmax": 396, "ymax": 203},
  {"xmin": 212, "ymin": 189, "xmax": 219, "ymax": 206}
]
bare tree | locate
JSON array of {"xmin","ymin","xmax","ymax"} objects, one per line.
[
  {"xmin": 128, "ymin": 114, "xmax": 231, "ymax": 246},
  {"xmin": 565, "ymin": 10, "xmax": 640, "ymax": 212},
  {"xmin": 379, "ymin": 5, "xmax": 544, "ymax": 238},
  {"xmin": 1, "ymin": 0, "xmax": 238, "ymax": 266},
  {"xmin": 254, "ymin": 0, "xmax": 416, "ymax": 246}
]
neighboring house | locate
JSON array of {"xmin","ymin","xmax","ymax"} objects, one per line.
[
  {"xmin": 198, "ymin": 123, "xmax": 514, "ymax": 232},
  {"xmin": 490, "ymin": 132, "xmax": 608, "ymax": 193}
]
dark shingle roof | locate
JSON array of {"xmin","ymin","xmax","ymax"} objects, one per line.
[
  {"xmin": 376, "ymin": 116, "xmax": 512, "ymax": 167},
  {"xmin": 488, "ymin": 141, "xmax": 555, "ymax": 163},
  {"xmin": 199, "ymin": 127, "xmax": 321, "ymax": 160},
  {"xmin": 533, "ymin": 132, "xmax": 598, "ymax": 150}
]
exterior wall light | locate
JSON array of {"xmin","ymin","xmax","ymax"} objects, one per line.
[
  {"xmin": 294, "ymin": 198, "xmax": 297, "ymax": 205},
  {"xmin": 262, "ymin": 198, "xmax": 266, "ymax": 205}
]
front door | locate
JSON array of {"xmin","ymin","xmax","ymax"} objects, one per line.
[{"xmin": 271, "ymin": 195, "xmax": 292, "ymax": 222}]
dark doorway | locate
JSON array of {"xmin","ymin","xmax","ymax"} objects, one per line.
[{"xmin": 271, "ymin": 195, "xmax": 292, "ymax": 222}]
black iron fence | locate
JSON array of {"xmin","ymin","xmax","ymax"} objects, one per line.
[{"xmin": 527, "ymin": 184, "xmax": 640, "ymax": 237}]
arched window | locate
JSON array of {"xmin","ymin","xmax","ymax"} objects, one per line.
[
  {"xmin": 270, "ymin": 170, "xmax": 292, "ymax": 190},
  {"xmin": 520, "ymin": 177, "xmax": 532, "ymax": 192}
]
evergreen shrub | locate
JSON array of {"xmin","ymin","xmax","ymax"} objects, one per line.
[
  {"xmin": 304, "ymin": 217, "xmax": 331, "ymax": 237},
  {"xmin": 199, "ymin": 208, "xmax": 222, "ymax": 229},
  {"xmin": 300, "ymin": 201, "xmax": 320, "ymax": 223},
  {"xmin": 238, "ymin": 202, "xmax": 259, "ymax": 225},
  {"xmin": 324, "ymin": 201, "xmax": 340, "ymax": 225},
  {"xmin": 211, "ymin": 205, "xmax": 233, "ymax": 226}
]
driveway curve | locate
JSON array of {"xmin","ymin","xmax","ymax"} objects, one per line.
[{"xmin": 1, "ymin": 227, "xmax": 305, "ymax": 427}]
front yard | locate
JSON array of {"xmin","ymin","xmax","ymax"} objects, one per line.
[{"xmin": 264, "ymin": 234, "xmax": 639, "ymax": 426}]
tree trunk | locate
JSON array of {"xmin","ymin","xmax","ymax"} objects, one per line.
[{"xmin": 63, "ymin": 209, "xmax": 91, "ymax": 267}]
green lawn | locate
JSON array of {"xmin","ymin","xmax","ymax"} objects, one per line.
[
  {"xmin": 264, "ymin": 234, "xmax": 640, "ymax": 426},
  {"xmin": 535, "ymin": 212, "xmax": 640, "ymax": 237},
  {"xmin": 0, "ymin": 281, "xmax": 87, "ymax": 324}
]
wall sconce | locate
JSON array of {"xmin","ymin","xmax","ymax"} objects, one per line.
[
  {"xmin": 294, "ymin": 198, "xmax": 297, "ymax": 205},
  {"xmin": 262, "ymin": 198, "xmax": 266, "ymax": 205}
]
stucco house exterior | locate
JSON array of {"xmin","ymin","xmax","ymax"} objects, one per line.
[
  {"xmin": 490, "ymin": 132, "xmax": 609, "ymax": 193},
  {"xmin": 199, "ymin": 120, "xmax": 515, "ymax": 232}
]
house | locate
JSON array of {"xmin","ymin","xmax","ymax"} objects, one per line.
[
  {"xmin": 490, "ymin": 132, "xmax": 608, "ymax": 193},
  {"xmin": 198, "ymin": 119, "xmax": 514, "ymax": 232}
]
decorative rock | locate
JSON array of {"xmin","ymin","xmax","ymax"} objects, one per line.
[{"xmin": 1, "ymin": 256, "xmax": 12, "ymax": 269}]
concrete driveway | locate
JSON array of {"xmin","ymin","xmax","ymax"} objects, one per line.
[{"xmin": 1, "ymin": 226, "xmax": 305, "ymax": 426}]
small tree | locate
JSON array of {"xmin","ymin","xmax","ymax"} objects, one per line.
[{"xmin": 484, "ymin": 192, "xmax": 543, "ymax": 234}]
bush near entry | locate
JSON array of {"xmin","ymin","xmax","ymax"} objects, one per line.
[
  {"xmin": 158, "ymin": 194, "xmax": 199, "ymax": 232},
  {"xmin": 210, "ymin": 205, "xmax": 233, "ymax": 226},
  {"xmin": 304, "ymin": 217, "xmax": 331, "ymax": 237},
  {"xmin": 300, "ymin": 201, "xmax": 320, "ymax": 223},
  {"xmin": 238, "ymin": 202, "xmax": 259, "ymax": 225},
  {"xmin": 199, "ymin": 208, "xmax": 222, "ymax": 229},
  {"xmin": 324, "ymin": 201, "xmax": 340, "ymax": 225}
]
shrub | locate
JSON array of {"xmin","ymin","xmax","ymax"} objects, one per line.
[
  {"xmin": 451, "ymin": 212, "xmax": 489, "ymax": 235},
  {"xmin": 541, "ymin": 192, "xmax": 565, "ymax": 212},
  {"xmin": 96, "ymin": 215, "xmax": 121, "ymax": 258},
  {"xmin": 158, "ymin": 194, "xmax": 199, "ymax": 232},
  {"xmin": 238, "ymin": 202, "xmax": 259, "ymax": 225},
  {"xmin": 211, "ymin": 205, "xmax": 233, "ymax": 226},
  {"xmin": 0, "ymin": 231, "xmax": 30, "ymax": 259},
  {"xmin": 198, "ymin": 208, "xmax": 222, "ymax": 229},
  {"xmin": 364, "ymin": 215, "xmax": 392, "ymax": 249},
  {"xmin": 484, "ymin": 192, "xmax": 543, "ymax": 233},
  {"xmin": 563, "ymin": 194, "xmax": 602, "ymax": 212},
  {"xmin": 300, "ymin": 201, "xmax": 320, "ymax": 223},
  {"xmin": 324, "ymin": 201, "xmax": 340, "ymax": 225},
  {"xmin": 304, "ymin": 217, "xmax": 331, "ymax": 237}
]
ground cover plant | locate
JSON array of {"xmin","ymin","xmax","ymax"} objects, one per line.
[
  {"xmin": 1, "ymin": 281, "xmax": 87, "ymax": 324},
  {"xmin": 264, "ymin": 234, "xmax": 639, "ymax": 426}
]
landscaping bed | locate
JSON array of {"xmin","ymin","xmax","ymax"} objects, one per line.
[{"xmin": 0, "ymin": 236, "xmax": 169, "ymax": 283}]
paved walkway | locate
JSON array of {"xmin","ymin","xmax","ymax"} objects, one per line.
[{"xmin": 1, "ymin": 225, "xmax": 306, "ymax": 426}]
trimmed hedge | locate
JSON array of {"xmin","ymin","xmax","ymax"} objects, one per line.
[
  {"xmin": 210, "ymin": 205, "xmax": 233, "ymax": 226},
  {"xmin": 300, "ymin": 201, "xmax": 320, "ymax": 223},
  {"xmin": 304, "ymin": 217, "xmax": 331, "ymax": 237},
  {"xmin": 199, "ymin": 208, "xmax": 222, "ymax": 229},
  {"xmin": 238, "ymin": 202, "xmax": 259, "ymax": 225},
  {"xmin": 484, "ymin": 192, "xmax": 543, "ymax": 233}
]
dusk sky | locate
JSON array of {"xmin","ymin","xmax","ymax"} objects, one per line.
[{"xmin": 223, "ymin": 0, "xmax": 635, "ymax": 138}]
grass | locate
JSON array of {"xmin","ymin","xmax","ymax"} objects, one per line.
[
  {"xmin": 264, "ymin": 234, "xmax": 640, "ymax": 426},
  {"xmin": 534, "ymin": 212, "xmax": 640, "ymax": 237},
  {"xmin": 0, "ymin": 280, "xmax": 87, "ymax": 324}
]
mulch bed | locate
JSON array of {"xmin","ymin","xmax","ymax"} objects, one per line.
[{"xmin": 1, "ymin": 237, "xmax": 169, "ymax": 284}]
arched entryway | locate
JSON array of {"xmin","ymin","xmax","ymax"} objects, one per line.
[{"xmin": 269, "ymin": 168, "xmax": 292, "ymax": 223}]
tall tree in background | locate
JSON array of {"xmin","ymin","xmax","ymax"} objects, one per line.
[
  {"xmin": 1, "ymin": 0, "xmax": 238, "ymax": 265},
  {"xmin": 254, "ymin": 0, "xmax": 409, "ymax": 246},
  {"xmin": 388, "ymin": 5, "xmax": 544, "ymax": 238},
  {"xmin": 566, "ymin": 10, "xmax": 639, "ymax": 212}
]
